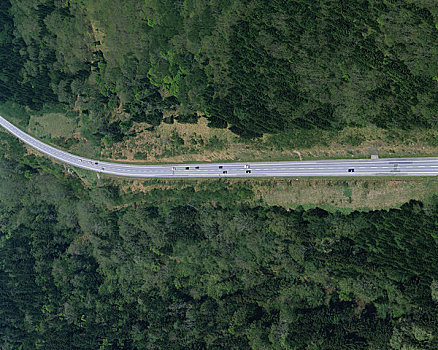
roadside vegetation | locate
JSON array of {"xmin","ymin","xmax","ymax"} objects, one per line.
[
  {"xmin": 2, "ymin": 134, "xmax": 438, "ymax": 349},
  {"xmin": 1, "ymin": 0, "xmax": 438, "ymax": 151},
  {"xmin": 107, "ymin": 176, "xmax": 438, "ymax": 213},
  {"xmin": 2, "ymin": 1, "xmax": 438, "ymax": 348},
  {"xmin": 3, "ymin": 104, "xmax": 438, "ymax": 164},
  {"xmin": 99, "ymin": 118, "xmax": 438, "ymax": 163}
]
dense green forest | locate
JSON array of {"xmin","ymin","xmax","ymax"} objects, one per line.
[
  {"xmin": 1, "ymin": 131, "xmax": 438, "ymax": 349},
  {"xmin": 2, "ymin": 1, "xmax": 438, "ymax": 348},
  {"xmin": 1, "ymin": 0, "xmax": 438, "ymax": 142}
]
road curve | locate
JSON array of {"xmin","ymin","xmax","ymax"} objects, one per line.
[{"xmin": 2, "ymin": 115, "xmax": 438, "ymax": 178}]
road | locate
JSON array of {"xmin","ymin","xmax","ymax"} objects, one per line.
[{"xmin": 2, "ymin": 115, "xmax": 438, "ymax": 178}]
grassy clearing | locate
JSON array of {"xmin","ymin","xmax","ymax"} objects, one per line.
[
  {"xmin": 103, "ymin": 175, "xmax": 438, "ymax": 212},
  {"xmin": 262, "ymin": 125, "xmax": 438, "ymax": 161},
  {"xmin": 253, "ymin": 178, "xmax": 438, "ymax": 212},
  {"xmin": 69, "ymin": 138, "xmax": 100, "ymax": 158},
  {"xmin": 101, "ymin": 117, "xmax": 242, "ymax": 162},
  {"xmin": 28, "ymin": 113, "xmax": 78, "ymax": 138},
  {"xmin": 25, "ymin": 110, "xmax": 99, "ymax": 159},
  {"xmin": 100, "ymin": 117, "xmax": 438, "ymax": 164},
  {"xmin": 4, "ymin": 100, "xmax": 437, "ymax": 165}
]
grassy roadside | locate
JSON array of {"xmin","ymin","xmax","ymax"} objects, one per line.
[
  {"xmin": 5, "ymin": 124, "xmax": 438, "ymax": 212},
  {"xmin": 251, "ymin": 177, "xmax": 438, "ymax": 212},
  {"xmin": 100, "ymin": 174, "xmax": 438, "ymax": 212},
  {"xmin": 2, "ymin": 102, "xmax": 438, "ymax": 212},
  {"xmin": 99, "ymin": 117, "xmax": 438, "ymax": 163},
  {"xmin": 1, "ymin": 101, "xmax": 438, "ymax": 164},
  {"xmin": 8, "ymin": 130, "xmax": 438, "ymax": 213}
]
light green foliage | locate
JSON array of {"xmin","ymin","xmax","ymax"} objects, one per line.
[{"xmin": 28, "ymin": 113, "xmax": 77, "ymax": 139}]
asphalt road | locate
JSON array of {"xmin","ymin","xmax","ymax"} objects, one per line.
[{"xmin": 2, "ymin": 115, "xmax": 438, "ymax": 178}]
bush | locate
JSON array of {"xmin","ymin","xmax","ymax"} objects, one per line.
[{"xmin": 133, "ymin": 152, "xmax": 147, "ymax": 160}]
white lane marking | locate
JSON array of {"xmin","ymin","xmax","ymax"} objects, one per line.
[
  {"xmin": 106, "ymin": 172, "xmax": 438, "ymax": 178},
  {"xmin": 3, "ymin": 116, "xmax": 438, "ymax": 177}
]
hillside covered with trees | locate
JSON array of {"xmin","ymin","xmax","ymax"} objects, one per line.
[
  {"xmin": 1, "ymin": 0, "xmax": 438, "ymax": 142},
  {"xmin": 1, "ymin": 127, "xmax": 438, "ymax": 349},
  {"xmin": 2, "ymin": 1, "xmax": 438, "ymax": 348}
]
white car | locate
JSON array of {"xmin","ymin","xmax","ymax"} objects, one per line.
[{"xmin": 244, "ymin": 164, "xmax": 250, "ymax": 168}]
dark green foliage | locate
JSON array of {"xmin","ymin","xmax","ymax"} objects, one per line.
[
  {"xmin": 1, "ymin": 145, "xmax": 438, "ymax": 349},
  {"xmin": 2, "ymin": 0, "xmax": 438, "ymax": 142},
  {"xmin": 133, "ymin": 152, "xmax": 147, "ymax": 160},
  {"xmin": 175, "ymin": 113, "xmax": 199, "ymax": 124},
  {"xmin": 0, "ymin": 1, "xmax": 22, "ymax": 104},
  {"xmin": 2, "ymin": 2, "xmax": 438, "ymax": 347},
  {"xmin": 181, "ymin": 0, "xmax": 438, "ymax": 135}
]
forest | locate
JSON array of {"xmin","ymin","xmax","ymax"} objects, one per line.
[
  {"xmin": 1, "ymin": 124, "xmax": 438, "ymax": 349},
  {"xmin": 1, "ymin": 0, "xmax": 438, "ymax": 142},
  {"xmin": 2, "ymin": 0, "xmax": 438, "ymax": 348}
]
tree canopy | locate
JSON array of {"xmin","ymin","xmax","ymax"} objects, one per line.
[
  {"xmin": 1, "ymin": 138, "xmax": 438, "ymax": 348},
  {"xmin": 0, "ymin": 0, "xmax": 437, "ymax": 141}
]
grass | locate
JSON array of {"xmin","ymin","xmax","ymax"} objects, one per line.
[
  {"xmin": 28, "ymin": 113, "xmax": 78, "ymax": 138},
  {"xmin": 253, "ymin": 178, "xmax": 438, "ymax": 212},
  {"xmin": 101, "ymin": 175, "xmax": 438, "ymax": 212},
  {"xmin": 13, "ymin": 134, "xmax": 438, "ymax": 213},
  {"xmin": 3, "ymin": 102, "xmax": 438, "ymax": 211},
  {"xmin": 100, "ymin": 117, "xmax": 438, "ymax": 164},
  {"xmin": 100, "ymin": 117, "xmax": 239, "ymax": 162},
  {"xmin": 4, "ymin": 100, "xmax": 438, "ymax": 165}
]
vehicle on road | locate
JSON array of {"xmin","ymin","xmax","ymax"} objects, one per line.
[{"xmin": 3, "ymin": 115, "xmax": 438, "ymax": 178}]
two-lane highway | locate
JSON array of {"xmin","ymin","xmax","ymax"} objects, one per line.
[{"xmin": 2, "ymin": 115, "xmax": 438, "ymax": 177}]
